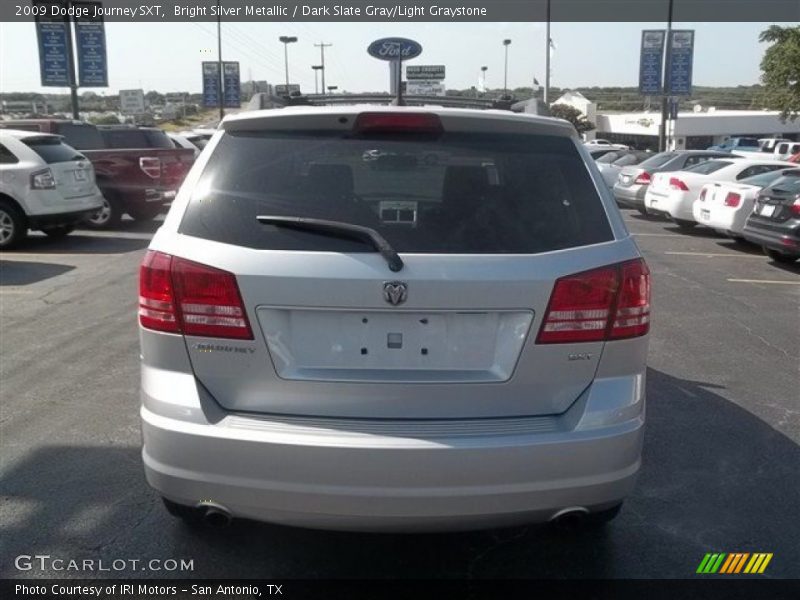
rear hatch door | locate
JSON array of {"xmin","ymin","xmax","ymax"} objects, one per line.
[{"xmin": 171, "ymin": 111, "xmax": 637, "ymax": 419}]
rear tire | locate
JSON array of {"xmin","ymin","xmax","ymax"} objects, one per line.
[
  {"xmin": 127, "ymin": 204, "xmax": 163, "ymax": 222},
  {"xmin": 0, "ymin": 200, "xmax": 27, "ymax": 249},
  {"xmin": 765, "ymin": 248, "xmax": 798, "ymax": 264},
  {"xmin": 636, "ymin": 206, "xmax": 649, "ymax": 216},
  {"xmin": 42, "ymin": 225, "xmax": 75, "ymax": 238},
  {"xmin": 85, "ymin": 195, "xmax": 122, "ymax": 229},
  {"xmin": 673, "ymin": 219, "xmax": 696, "ymax": 230}
]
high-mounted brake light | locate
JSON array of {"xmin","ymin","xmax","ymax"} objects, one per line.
[
  {"xmin": 139, "ymin": 156, "xmax": 161, "ymax": 179},
  {"xmin": 353, "ymin": 112, "xmax": 444, "ymax": 135},
  {"xmin": 724, "ymin": 192, "xmax": 741, "ymax": 207},
  {"xmin": 669, "ymin": 177, "xmax": 689, "ymax": 191},
  {"xmin": 536, "ymin": 259, "xmax": 650, "ymax": 344},
  {"xmin": 139, "ymin": 251, "xmax": 253, "ymax": 340},
  {"xmin": 633, "ymin": 171, "xmax": 651, "ymax": 185}
]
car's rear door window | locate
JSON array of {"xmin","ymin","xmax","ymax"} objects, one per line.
[
  {"xmin": 179, "ymin": 130, "xmax": 613, "ymax": 254},
  {"xmin": 22, "ymin": 137, "xmax": 84, "ymax": 164}
]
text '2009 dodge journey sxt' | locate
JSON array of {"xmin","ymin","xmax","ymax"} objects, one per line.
[{"xmin": 139, "ymin": 107, "xmax": 650, "ymax": 531}]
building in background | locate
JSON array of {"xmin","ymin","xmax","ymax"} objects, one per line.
[{"xmin": 594, "ymin": 109, "xmax": 800, "ymax": 151}]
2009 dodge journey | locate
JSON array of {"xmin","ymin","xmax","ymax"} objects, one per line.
[{"xmin": 139, "ymin": 106, "xmax": 650, "ymax": 531}]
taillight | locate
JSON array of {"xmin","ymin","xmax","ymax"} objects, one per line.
[
  {"xmin": 669, "ymin": 177, "xmax": 689, "ymax": 191},
  {"xmin": 633, "ymin": 171, "xmax": 651, "ymax": 185},
  {"xmin": 698, "ymin": 188, "xmax": 707, "ymax": 201},
  {"xmin": 790, "ymin": 196, "xmax": 800, "ymax": 216},
  {"xmin": 724, "ymin": 192, "xmax": 741, "ymax": 207},
  {"xmin": 139, "ymin": 251, "xmax": 253, "ymax": 340},
  {"xmin": 353, "ymin": 112, "xmax": 444, "ymax": 135},
  {"xmin": 139, "ymin": 157, "xmax": 161, "ymax": 179},
  {"xmin": 139, "ymin": 251, "xmax": 180, "ymax": 333},
  {"xmin": 537, "ymin": 259, "xmax": 650, "ymax": 344},
  {"xmin": 30, "ymin": 168, "xmax": 56, "ymax": 189}
]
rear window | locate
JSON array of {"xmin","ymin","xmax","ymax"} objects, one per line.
[
  {"xmin": 766, "ymin": 174, "xmax": 800, "ymax": 195},
  {"xmin": 100, "ymin": 128, "xmax": 174, "ymax": 149},
  {"xmin": 683, "ymin": 160, "xmax": 732, "ymax": 175},
  {"xmin": 53, "ymin": 123, "xmax": 104, "ymax": 150},
  {"xmin": 179, "ymin": 130, "xmax": 613, "ymax": 254},
  {"xmin": 23, "ymin": 137, "xmax": 84, "ymax": 164},
  {"xmin": 596, "ymin": 151, "xmax": 625, "ymax": 164},
  {"xmin": 638, "ymin": 152, "xmax": 675, "ymax": 169},
  {"xmin": 741, "ymin": 169, "xmax": 799, "ymax": 188},
  {"xmin": 613, "ymin": 153, "xmax": 646, "ymax": 167}
]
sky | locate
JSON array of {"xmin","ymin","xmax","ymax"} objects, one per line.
[{"xmin": 0, "ymin": 21, "xmax": 781, "ymax": 95}]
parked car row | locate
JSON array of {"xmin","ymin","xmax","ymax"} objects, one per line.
[
  {"xmin": 0, "ymin": 120, "xmax": 198, "ymax": 248},
  {"xmin": 708, "ymin": 136, "xmax": 800, "ymax": 161},
  {"xmin": 607, "ymin": 149, "xmax": 799, "ymax": 263}
]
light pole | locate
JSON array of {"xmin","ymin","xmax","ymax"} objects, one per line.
[
  {"xmin": 544, "ymin": 0, "xmax": 551, "ymax": 104},
  {"xmin": 312, "ymin": 65, "xmax": 323, "ymax": 94},
  {"xmin": 217, "ymin": 0, "xmax": 224, "ymax": 120},
  {"xmin": 480, "ymin": 65, "xmax": 488, "ymax": 95},
  {"xmin": 502, "ymin": 39, "xmax": 511, "ymax": 97},
  {"xmin": 279, "ymin": 36, "xmax": 298, "ymax": 87},
  {"xmin": 658, "ymin": 0, "xmax": 675, "ymax": 152}
]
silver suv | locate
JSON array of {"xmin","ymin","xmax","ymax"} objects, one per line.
[{"xmin": 140, "ymin": 107, "xmax": 650, "ymax": 531}]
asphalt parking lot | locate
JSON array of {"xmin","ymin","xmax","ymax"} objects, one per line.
[{"xmin": 1, "ymin": 211, "xmax": 798, "ymax": 579}]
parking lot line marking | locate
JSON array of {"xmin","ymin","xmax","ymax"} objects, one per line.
[
  {"xmin": 664, "ymin": 251, "xmax": 764, "ymax": 259},
  {"xmin": 727, "ymin": 278, "xmax": 800, "ymax": 286},
  {"xmin": 0, "ymin": 253, "xmax": 119, "ymax": 259},
  {"xmin": 630, "ymin": 233, "xmax": 682, "ymax": 237},
  {"xmin": 0, "ymin": 289, "xmax": 34, "ymax": 294}
]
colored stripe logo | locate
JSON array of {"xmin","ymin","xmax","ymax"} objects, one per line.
[{"xmin": 697, "ymin": 553, "xmax": 773, "ymax": 574}]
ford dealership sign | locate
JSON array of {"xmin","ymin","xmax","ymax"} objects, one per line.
[{"xmin": 367, "ymin": 38, "xmax": 422, "ymax": 61}]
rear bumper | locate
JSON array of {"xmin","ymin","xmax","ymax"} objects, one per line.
[
  {"xmin": 28, "ymin": 207, "xmax": 102, "ymax": 229},
  {"xmin": 613, "ymin": 184, "xmax": 647, "ymax": 207},
  {"xmin": 141, "ymin": 371, "xmax": 645, "ymax": 532},
  {"xmin": 644, "ymin": 190, "xmax": 694, "ymax": 220},
  {"xmin": 742, "ymin": 224, "xmax": 800, "ymax": 256},
  {"xmin": 692, "ymin": 203, "xmax": 741, "ymax": 234}
]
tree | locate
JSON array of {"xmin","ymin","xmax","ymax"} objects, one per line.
[
  {"xmin": 89, "ymin": 114, "xmax": 120, "ymax": 125},
  {"xmin": 759, "ymin": 25, "xmax": 800, "ymax": 122},
  {"xmin": 549, "ymin": 103, "xmax": 595, "ymax": 134}
]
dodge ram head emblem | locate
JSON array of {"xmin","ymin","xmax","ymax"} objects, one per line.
[{"xmin": 383, "ymin": 281, "xmax": 408, "ymax": 306}]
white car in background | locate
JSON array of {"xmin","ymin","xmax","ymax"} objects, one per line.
[
  {"xmin": 585, "ymin": 139, "xmax": 629, "ymax": 149},
  {"xmin": 643, "ymin": 158, "xmax": 794, "ymax": 229},
  {"xmin": 0, "ymin": 129, "xmax": 104, "ymax": 248},
  {"xmin": 693, "ymin": 167, "xmax": 800, "ymax": 239}
]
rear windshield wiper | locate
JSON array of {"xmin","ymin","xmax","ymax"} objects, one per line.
[{"xmin": 256, "ymin": 215, "xmax": 404, "ymax": 272}]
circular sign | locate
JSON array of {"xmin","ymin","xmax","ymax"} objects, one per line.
[{"xmin": 367, "ymin": 38, "xmax": 423, "ymax": 61}]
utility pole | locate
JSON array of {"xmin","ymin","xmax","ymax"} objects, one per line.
[
  {"xmin": 658, "ymin": 0, "xmax": 674, "ymax": 152},
  {"xmin": 312, "ymin": 65, "xmax": 323, "ymax": 94},
  {"xmin": 217, "ymin": 0, "xmax": 224, "ymax": 121},
  {"xmin": 544, "ymin": 0, "xmax": 551, "ymax": 104},
  {"xmin": 503, "ymin": 39, "xmax": 511, "ymax": 98},
  {"xmin": 314, "ymin": 42, "xmax": 332, "ymax": 92}
]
